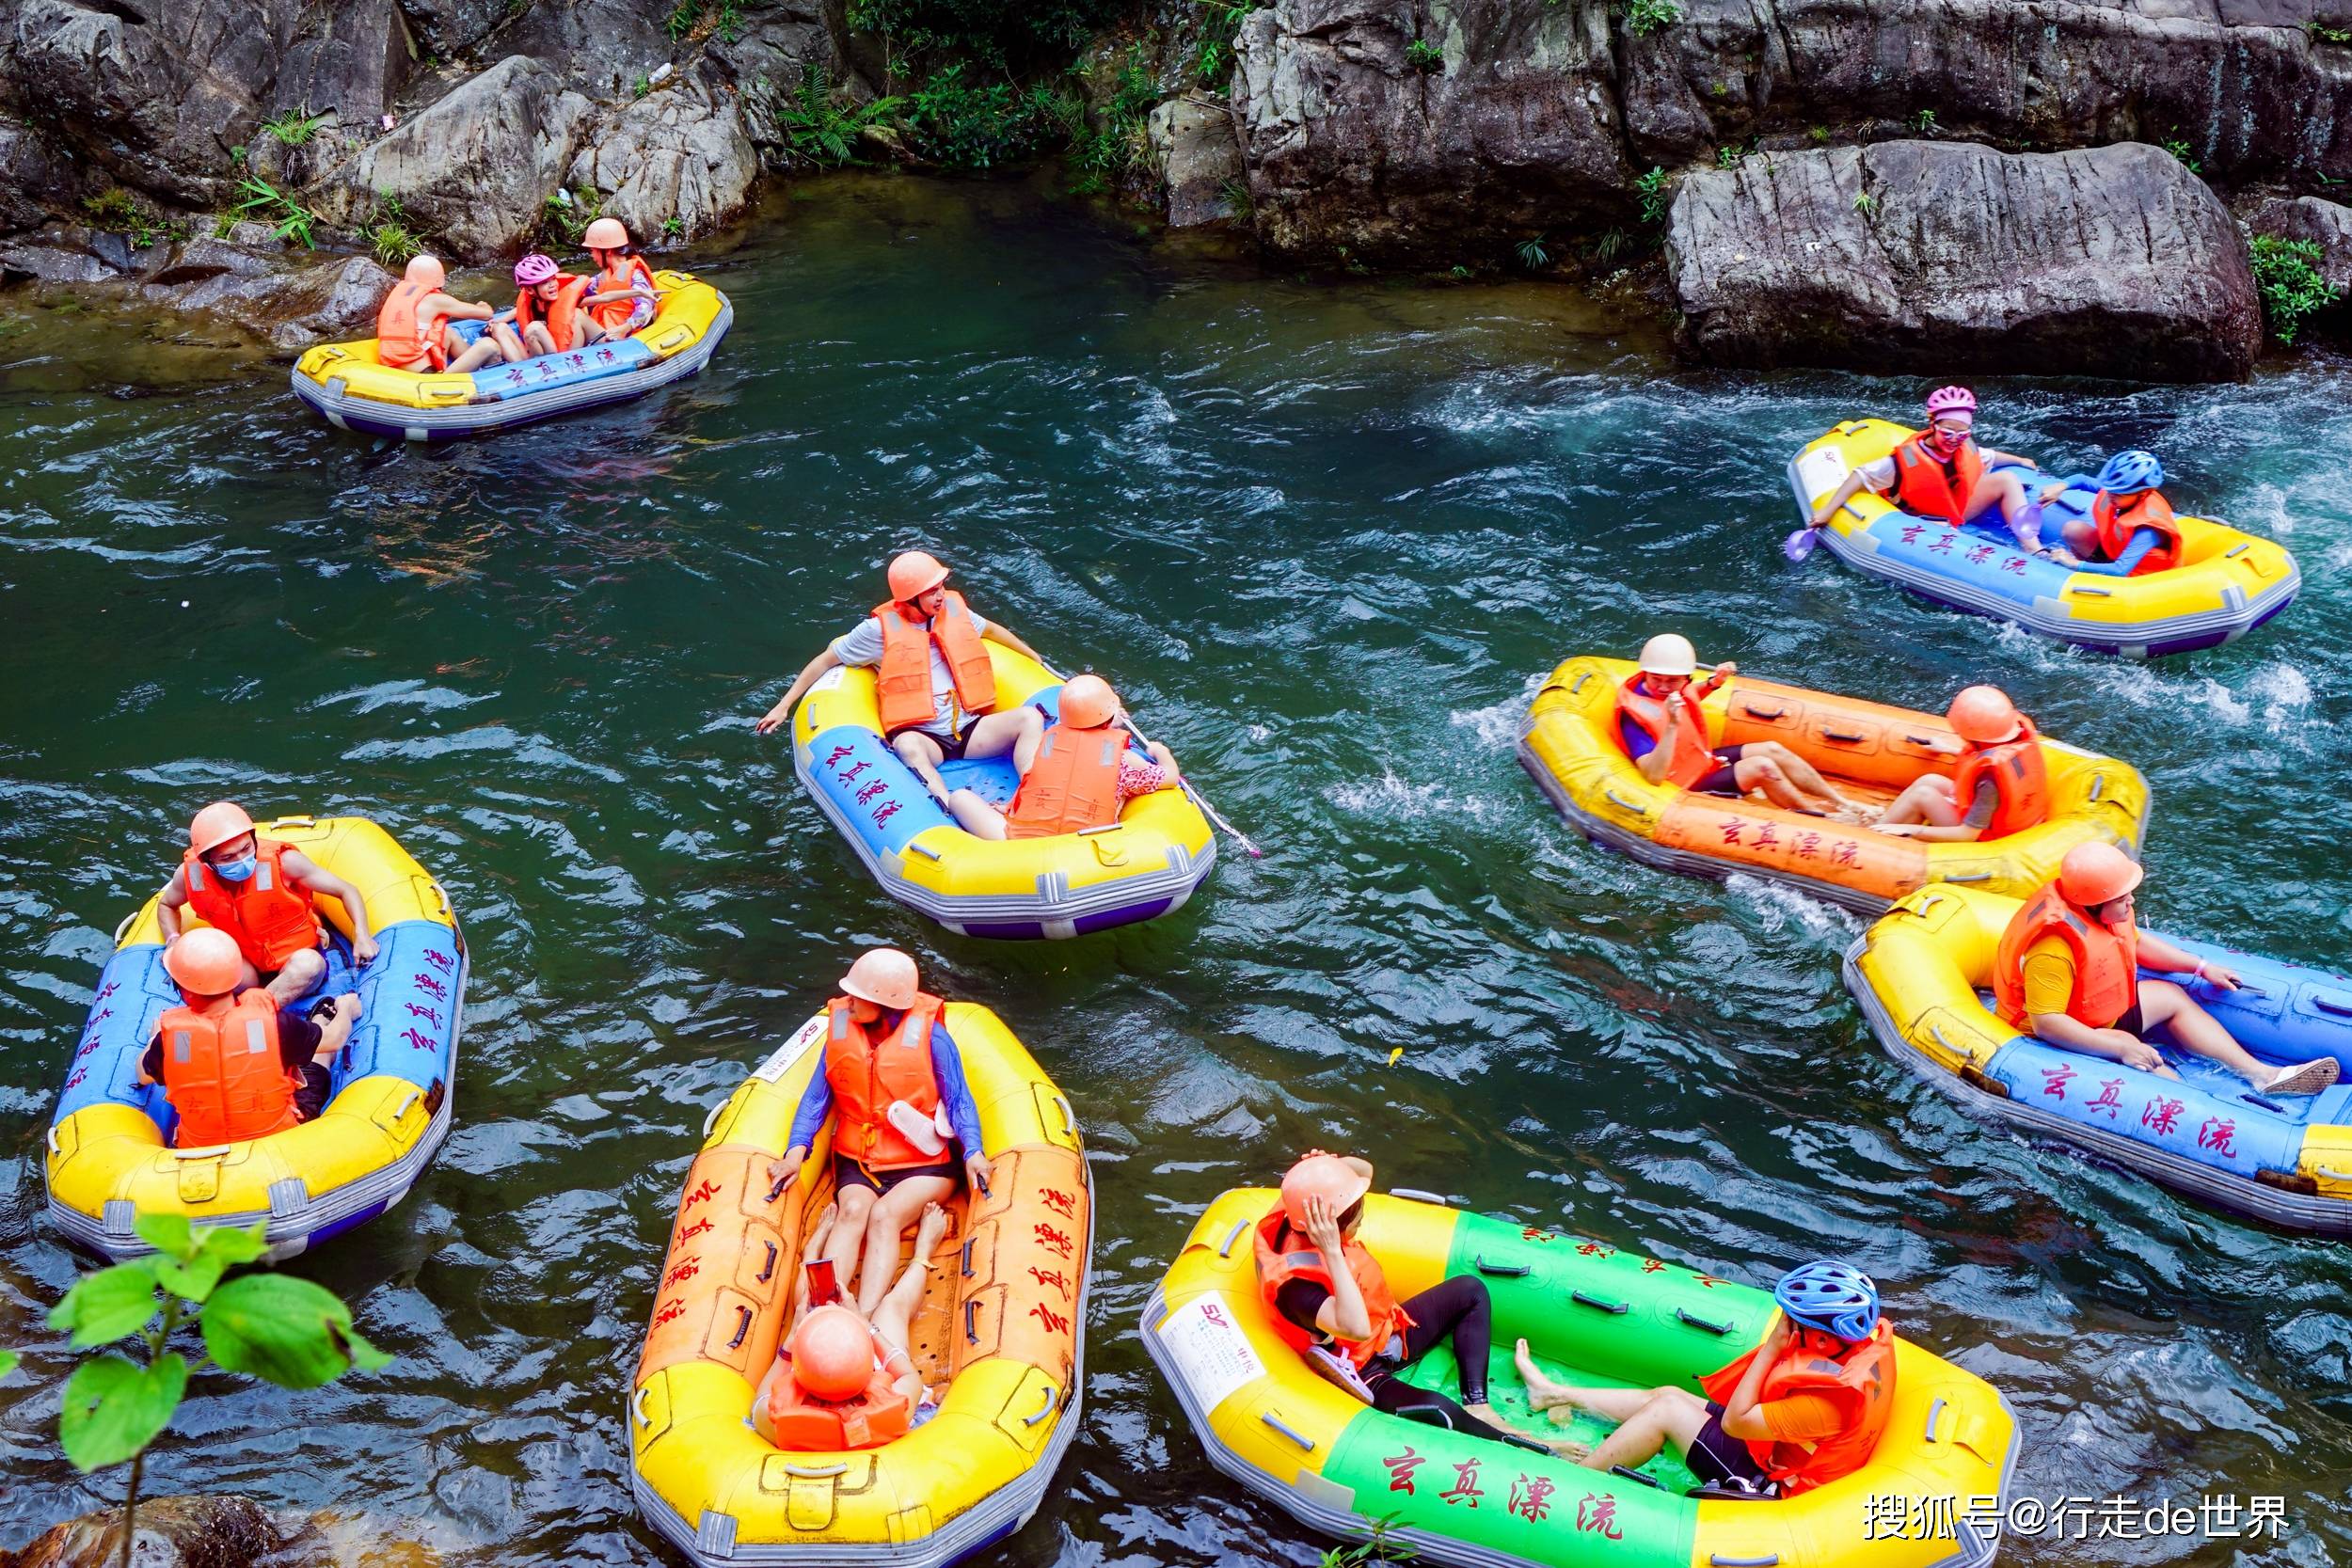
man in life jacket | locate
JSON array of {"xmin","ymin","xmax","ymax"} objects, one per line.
[
  {"xmin": 764, "ymin": 948, "xmax": 993, "ymax": 1314},
  {"xmin": 580, "ymin": 217, "xmax": 660, "ymax": 341},
  {"xmin": 511, "ymin": 252, "xmax": 598, "ymax": 356},
  {"xmin": 154, "ymin": 802, "xmax": 380, "ymax": 1005},
  {"xmin": 755, "ymin": 550, "xmax": 1049, "ymax": 808},
  {"xmin": 946, "ymin": 673, "xmax": 1180, "ymax": 840},
  {"xmin": 2037, "ymin": 450, "xmax": 2184, "ymax": 578},
  {"xmin": 1617, "ymin": 634, "xmax": 1867, "ymax": 817},
  {"xmin": 1807, "ymin": 387, "xmax": 2056, "ymax": 560},
  {"xmin": 1870, "ymin": 686, "xmax": 2050, "ymax": 842},
  {"xmin": 134, "ymin": 927, "xmax": 359, "ymax": 1146},
  {"xmin": 753, "ymin": 1198, "xmax": 953, "ymax": 1450},
  {"xmin": 1993, "ymin": 843, "xmax": 2337, "ymax": 1094},
  {"xmin": 375, "ymin": 254, "xmax": 518, "ymax": 375},
  {"xmin": 1517, "ymin": 1260, "xmax": 1897, "ymax": 1496}
]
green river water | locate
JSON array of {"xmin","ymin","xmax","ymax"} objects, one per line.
[{"xmin": 3, "ymin": 174, "xmax": 2350, "ymax": 1565}]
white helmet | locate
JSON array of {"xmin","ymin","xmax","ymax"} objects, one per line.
[{"xmin": 1637, "ymin": 633, "xmax": 1698, "ymax": 676}]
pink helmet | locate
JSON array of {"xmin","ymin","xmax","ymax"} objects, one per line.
[
  {"xmin": 1924, "ymin": 386, "xmax": 1977, "ymax": 419},
  {"xmin": 514, "ymin": 252, "xmax": 558, "ymax": 287}
]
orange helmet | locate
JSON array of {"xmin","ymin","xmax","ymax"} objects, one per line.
[
  {"xmin": 886, "ymin": 550, "xmax": 951, "ymax": 603},
  {"xmin": 1947, "ymin": 685, "xmax": 2024, "ymax": 745},
  {"xmin": 840, "ymin": 947, "xmax": 920, "ymax": 1011},
  {"xmin": 1279, "ymin": 1151, "xmax": 1372, "ymax": 1229},
  {"xmin": 787, "ymin": 1306, "xmax": 875, "ymax": 1401},
  {"xmin": 188, "ymin": 801, "xmax": 257, "ymax": 857},
  {"xmin": 581, "ymin": 216, "xmax": 629, "ymax": 250},
  {"xmin": 2058, "ymin": 842, "xmax": 2143, "ymax": 908},
  {"xmin": 404, "ymin": 254, "xmax": 446, "ymax": 291},
  {"xmin": 1057, "ymin": 674, "xmax": 1119, "ymax": 730},
  {"xmin": 163, "ymin": 927, "xmax": 243, "ymax": 996}
]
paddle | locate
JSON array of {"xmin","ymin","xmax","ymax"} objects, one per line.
[{"xmin": 1041, "ymin": 662, "xmax": 1264, "ymax": 860}]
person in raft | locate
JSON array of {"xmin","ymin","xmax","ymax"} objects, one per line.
[
  {"xmin": 754, "ymin": 549, "xmax": 1049, "ymax": 808},
  {"xmin": 1808, "ymin": 386, "xmax": 2057, "ymax": 560},
  {"xmin": 946, "ymin": 673, "xmax": 1180, "ymax": 840},
  {"xmin": 510, "ymin": 252, "xmax": 601, "ymax": 356},
  {"xmin": 753, "ymin": 1197, "xmax": 954, "ymax": 1449},
  {"xmin": 2038, "ymin": 450, "xmax": 2185, "ymax": 578},
  {"xmin": 1994, "ymin": 842, "xmax": 2338, "ymax": 1095},
  {"xmin": 580, "ymin": 217, "xmax": 659, "ymax": 341},
  {"xmin": 1515, "ymin": 1260, "xmax": 1895, "ymax": 1497},
  {"xmin": 135, "ymin": 927, "xmax": 360, "ymax": 1146},
  {"xmin": 1869, "ymin": 685, "xmax": 2048, "ymax": 842},
  {"xmin": 375, "ymin": 254, "xmax": 520, "ymax": 375},
  {"xmin": 156, "ymin": 802, "xmax": 379, "ymax": 1005},
  {"xmin": 1617, "ymin": 634, "xmax": 1867, "ymax": 818},
  {"xmin": 764, "ymin": 947, "xmax": 994, "ymax": 1315}
]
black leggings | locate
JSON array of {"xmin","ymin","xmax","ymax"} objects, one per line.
[{"xmin": 1364, "ymin": 1276, "xmax": 1519, "ymax": 1446}]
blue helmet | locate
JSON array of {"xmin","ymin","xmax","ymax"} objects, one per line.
[
  {"xmin": 1774, "ymin": 1261, "xmax": 1881, "ymax": 1342},
  {"xmin": 2095, "ymin": 450, "xmax": 2165, "ymax": 496}
]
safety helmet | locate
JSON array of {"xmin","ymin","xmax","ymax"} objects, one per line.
[
  {"xmin": 840, "ymin": 947, "xmax": 920, "ymax": 1011},
  {"xmin": 582, "ymin": 216, "xmax": 630, "ymax": 250},
  {"xmin": 1057, "ymin": 674, "xmax": 1119, "ymax": 730},
  {"xmin": 2094, "ymin": 450, "xmax": 2165, "ymax": 497},
  {"xmin": 514, "ymin": 252, "xmax": 558, "ymax": 287},
  {"xmin": 2058, "ymin": 841, "xmax": 2143, "ymax": 908},
  {"xmin": 1279, "ymin": 1151, "xmax": 1372, "ymax": 1230},
  {"xmin": 188, "ymin": 801, "xmax": 257, "ymax": 858},
  {"xmin": 163, "ymin": 927, "xmax": 243, "ymax": 996},
  {"xmin": 1636, "ymin": 633, "xmax": 1698, "ymax": 677},
  {"xmin": 1774, "ymin": 1260, "xmax": 1881, "ymax": 1342},
  {"xmin": 786, "ymin": 1306, "xmax": 875, "ymax": 1401},
  {"xmin": 404, "ymin": 254, "xmax": 446, "ymax": 291},
  {"xmin": 1946, "ymin": 685, "xmax": 2023, "ymax": 745},
  {"xmin": 885, "ymin": 550, "xmax": 951, "ymax": 603},
  {"xmin": 1924, "ymin": 386, "xmax": 1977, "ymax": 419}
]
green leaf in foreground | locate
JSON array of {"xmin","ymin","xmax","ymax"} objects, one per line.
[
  {"xmin": 0, "ymin": 1350, "xmax": 17, "ymax": 1377},
  {"xmin": 203, "ymin": 1275, "xmax": 391, "ymax": 1389},
  {"xmin": 47, "ymin": 1264, "xmax": 161, "ymax": 1348},
  {"xmin": 58, "ymin": 1352, "xmax": 187, "ymax": 1472},
  {"xmin": 133, "ymin": 1212, "xmax": 199, "ymax": 1262}
]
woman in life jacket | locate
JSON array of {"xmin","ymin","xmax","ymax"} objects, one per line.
[
  {"xmin": 134, "ymin": 927, "xmax": 360, "ymax": 1147},
  {"xmin": 1616, "ymin": 635, "xmax": 1868, "ymax": 818},
  {"xmin": 1517, "ymin": 1260, "xmax": 1898, "ymax": 1497},
  {"xmin": 1806, "ymin": 387, "xmax": 2055, "ymax": 559},
  {"xmin": 579, "ymin": 217, "xmax": 660, "ymax": 341},
  {"xmin": 753, "ymin": 1198, "xmax": 954, "ymax": 1450},
  {"xmin": 946, "ymin": 673, "xmax": 1181, "ymax": 840},
  {"xmin": 1870, "ymin": 686, "xmax": 2050, "ymax": 842},
  {"xmin": 510, "ymin": 252, "xmax": 599, "ymax": 356},
  {"xmin": 375, "ymin": 254, "xmax": 520, "ymax": 375},
  {"xmin": 154, "ymin": 801, "xmax": 380, "ymax": 1005},
  {"xmin": 1994, "ymin": 844, "xmax": 2337, "ymax": 1095},
  {"xmin": 2036, "ymin": 450, "xmax": 2185, "ymax": 578}
]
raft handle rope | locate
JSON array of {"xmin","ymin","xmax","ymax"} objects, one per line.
[
  {"xmin": 1217, "ymin": 1218, "xmax": 1249, "ymax": 1259},
  {"xmin": 906, "ymin": 841, "xmax": 944, "ymax": 862},
  {"xmin": 389, "ymin": 1090, "xmax": 421, "ymax": 1123},
  {"xmin": 1022, "ymin": 1384, "xmax": 1058, "ymax": 1427},
  {"xmin": 727, "ymin": 1306, "xmax": 753, "ymax": 1350},
  {"xmin": 1904, "ymin": 894, "xmax": 1946, "ymax": 921},
  {"xmin": 631, "ymin": 1386, "xmax": 651, "ymax": 1428},
  {"xmin": 1568, "ymin": 671, "xmax": 1592, "ymax": 696},
  {"xmin": 782, "ymin": 1462, "xmax": 850, "ymax": 1479},
  {"xmin": 2090, "ymin": 773, "xmax": 2106, "ymax": 802},
  {"xmin": 2227, "ymin": 543, "xmax": 2250, "ymax": 559},
  {"xmin": 2239, "ymin": 1093, "xmax": 2286, "ymax": 1114},
  {"xmin": 1710, "ymin": 1555, "xmax": 1780, "ymax": 1566},
  {"xmin": 113, "ymin": 910, "xmax": 139, "ymax": 945},
  {"xmin": 1260, "ymin": 1411, "xmax": 1316, "ymax": 1451},
  {"xmin": 172, "ymin": 1144, "xmax": 231, "ymax": 1161},
  {"xmin": 1390, "ymin": 1187, "xmax": 1447, "ymax": 1204},
  {"xmin": 1473, "ymin": 1256, "xmax": 1531, "ymax": 1277},
  {"xmin": 1571, "ymin": 1291, "xmax": 1629, "ymax": 1315},
  {"xmin": 1676, "ymin": 1308, "xmax": 1733, "ymax": 1335},
  {"xmin": 1947, "ymin": 870, "xmax": 1992, "ymax": 882},
  {"xmin": 45, "ymin": 1125, "xmax": 61, "ymax": 1155},
  {"xmin": 1611, "ymin": 1465, "xmax": 1664, "ymax": 1490},
  {"xmin": 1924, "ymin": 1397, "xmax": 1947, "ymax": 1442},
  {"xmin": 965, "ymin": 1300, "xmax": 981, "ymax": 1344},
  {"xmin": 1051, "ymin": 1091, "xmax": 1078, "ymax": 1141},
  {"xmin": 756, "ymin": 1241, "xmax": 778, "ymax": 1284},
  {"xmin": 2319, "ymin": 1168, "xmax": 2352, "ymax": 1183},
  {"xmin": 1078, "ymin": 824, "xmax": 1122, "ymax": 836},
  {"xmin": 1822, "ymin": 727, "xmax": 1867, "ymax": 743},
  {"xmin": 961, "ymin": 1239, "xmax": 977, "ymax": 1277},
  {"xmin": 1741, "ymin": 702, "xmax": 1791, "ymax": 721},
  {"xmin": 1602, "ymin": 789, "xmax": 1648, "ymax": 813},
  {"xmin": 2312, "ymin": 992, "xmax": 2352, "ymax": 1016},
  {"xmin": 1043, "ymin": 660, "xmax": 1263, "ymax": 860},
  {"xmin": 2070, "ymin": 585, "xmax": 2115, "ymax": 597},
  {"xmin": 703, "ymin": 1099, "xmax": 727, "ymax": 1138}
]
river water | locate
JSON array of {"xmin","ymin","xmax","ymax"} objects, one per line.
[{"xmin": 3, "ymin": 173, "xmax": 2349, "ymax": 1566}]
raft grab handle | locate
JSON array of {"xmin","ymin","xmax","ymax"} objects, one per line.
[
  {"xmin": 2227, "ymin": 543, "xmax": 2249, "ymax": 559},
  {"xmin": 1474, "ymin": 1256, "xmax": 1531, "ymax": 1277},
  {"xmin": 1261, "ymin": 1411, "xmax": 1316, "ymax": 1451},
  {"xmin": 1572, "ymin": 1291, "xmax": 1629, "ymax": 1315},
  {"xmin": 631, "ymin": 1386, "xmax": 651, "ymax": 1427},
  {"xmin": 1078, "ymin": 823, "xmax": 1122, "ymax": 836},
  {"xmin": 1218, "ymin": 1219, "xmax": 1249, "ymax": 1258},
  {"xmin": 1710, "ymin": 1557, "xmax": 1779, "ymax": 1566},
  {"xmin": 2239, "ymin": 1093, "xmax": 2285, "ymax": 1113},
  {"xmin": 756, "ymin": 1242, "xmax": 777, "ymax": 1284},
  {"xmin": 1023, "ymin": 1384, "xmax": 1057, "ymax": 1426},
  {"xmin": 783, "ymin": 1462, "xmax": 849, "ymax": 1478},
  {"xmin": 1568, "ymin": 672, "xmax": 1591, "ymax": 695},
  {"xmin": 46, "ymin": 1125, "xmax": 61, "ymax": 1155},
  {"xmin": 906, "ymin": 841, "xmax": 943, "ymax": 861},
  {"xmin": 389, "ymin": 1090, "xmax": 420, "ymax": 1122},
  {"xmin": 1677, "ymin": 1308, "xmax": 1733, "ymax": 1335},
  {"xmin": 1822, "ymin": 728, "xmax": 1867, "ymax": 743},
  {"xmin": 765, "ymin": 1171, "xmax": 792, "ymax": 1204},
  {"xmin": 1612, "ymin": 1465, "xmax": 1664, "ymax": 1489},
  {"xmin": 1391, "ymin": 1187, "xmax": 1447, "ymax": 1204},
  {"xmin": 2090, "ymin": 773, "xmax": 2106, "ymax": 801},
  {"xmin": 1946, "ymin": 870, "xmax": 1992, "ymax": 882},
  {"xmin": 1925, "ymin": 1397, "xmax": 1947, "ymax": 1441},
  {"xmin": 962, "ymin": 1239, "xmax": 977, "ymax": 1277},
  {"xmin": 2071, "ymin": 585, "xmax": 2114, "ymax": 597},
  {"xmin": 702, "ymin": 1099, "xmax": 727, "ymax": 1138},
  {"xmin": 726, "ymin": 1307, "xmax": 752, "ymax": 1349},
  {"xmin": 1740, "ymin": 702, "xmax": 1789, "ymax": 721},
  {"xmin": 2313, "ymin": 992, "xmax": 2352, "ymax": 1017},
  {"xmin": 1603, "ymin": 789, "xmax": 1647, "ymax": 813},
  {"xmin": 965, "ymin": 1300, "xmax": 981, "ymax": 1344},
  {"xmin": 2317, "ymin": 1167, "xmax": 2352, "ymax": 1182}
]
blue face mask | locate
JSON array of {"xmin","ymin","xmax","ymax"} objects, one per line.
[{"xmin": 211, "ymin": 854, "xmax": 258, "ymax": 884}]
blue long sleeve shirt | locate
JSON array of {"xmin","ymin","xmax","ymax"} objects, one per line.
[{"xmin": 787, "ymin": 1014, "xmax": 984, "ymax": 1161}]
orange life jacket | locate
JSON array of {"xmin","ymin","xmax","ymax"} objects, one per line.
[
  {"xmin": 871, "ymin": 593, "xmax": 998, "ymax": 736},
  {"xmin": 1698, "ymin": 1320, "xmax": 1898, "ymax": 1496},
  {"xmin": 1948, "ymin": 717, "xmax": 2051, "ymax": 840},
  {"xmin": 154, "ymin": 989, "xmax": 303, "ymax": 1147},
  {"xmin": 516, "ymin": 274, "xmax": 593, "ymax": 353},
  {"xmin": 1006, "ymin": 724, "xmax": 1129, "ymax": 840},
  {"xmin": 2091, "ymin": 490, "xmax": 2182, "ymax": 575},
  {"xmin": 1252, "ymin": 1209, "xmax": 1416, "ymax": 1371},
  {"xmin": 824, "ymin": 993, "xmax": 947, "ymax": 1173},
  {"xmin": 375, "ymin": 280, "xmax": 448, "ymax": 372},
  {"xmin": 182, "ymin": 840, "xmax": 322, "ymax": 974},
  {"xmin": 1993, "ymin": 880, "xmax": 2141, "ymax": 1031},
  {"xmin": 1889, "ymin": 434, "xmax": 1988, "ymax": 527},
  {"xmin": 1616, "ymin": 673, "xmax": 1715, "ymax": 790},
  {"xmin": 587, "ymin": 253, "xmax": 658, "ymax": 334},
  {"xmin": 765, "ymin": 1325, "xmax": 912, "ymax": 1451}
]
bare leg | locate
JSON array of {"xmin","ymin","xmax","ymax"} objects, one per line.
[
  {"xmin": 1516, "ymin": 1341, "xmax": 1662, "ymax": 1421},
  {"xmin": 872, "ymin": 1201, "xmax": 951, "ymax": 1355},
  {"xmin": 790, "ymin": 1201, "xmax": 839, "ymax": 1323},
  {"xmin": 446, "ymin": 337, "xmax": 505, "ymax": 374},
  {"xmin": 1876, "ymin": 775, "xmax": 1960, "ymax": 830},
  {"xmin": 1730, "ymin": 754, "xmax": 1814, "ymax": 814},
  {"xmin": 1744, "ymin": 741, "xmax": 1859, "ymax": 812},
  {"xmin": 487, "ymin": 323, "xmax": 529, "ymax": 363},
  {"xmin": 853, "ymin": 1175, "xmax": 957, "ymax": 1317},
  {"xmin": 234, "ymin": 957, "xmax": 264, "ymax": 991},
  {"xmin": 1578, "ymin": 1387, "xmax": 1712, "ymax": 1474},
  {"xmin": 521, "ymin": 322, "xmax": 559, "ymax": 356},
  {"xmin": 1963, "ymin": 469, "xmax": 2035, "ymax": 532},
  {"xmin": 2061, "ymin": 516, "xmax": 2103, "ymax": 558},
  {"xmin": 826, "ymin": 1183, "xmax": 879, "ymax": 1300},
  {"xmin": 962, "ymin": 705, "xmax": 1045, "ymax": 774},
  {"xmin": 2139, "ymin": 979, "xmax": 2335, "ymax": 1092},
  {"xmin": 947, "ymin": 788, "xmax": 1009, "ymax": 840},
  {"xmin": 265, "ymin": 947, "xmax": 326, "ymax": 1005},
  {"xmin": 890, "ymin": 729, "xmax": 953, "ymax": 807}
]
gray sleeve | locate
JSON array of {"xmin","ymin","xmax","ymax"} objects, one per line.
[
  {"xmin": 1963, "ymin": 779, "xmax": 2000, "ymax": 831},
  {"xmin": 830, "ymin": 618, "xmax": 883, "ymax": 667}
]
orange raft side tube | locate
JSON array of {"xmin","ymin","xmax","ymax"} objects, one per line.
[{"xmin": 1518, "ymin": 655, "xmax": 2150, "ymax": 913}]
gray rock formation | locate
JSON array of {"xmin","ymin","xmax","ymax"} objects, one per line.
[
  {"xmin": 566, "ymin": 73, "xmax": 759, "ymax": 242},
  {"xmin": 0, "ymin": 222, "xmax": 393, "ymax": 345},
  {"xmin": 1, "ymin": 1494, "xmax": 288, "ymax": 1568},
  {"xmin": 1149, "ymin": 92, "xmax": 1243, "ymax": 227},
  {"xmin": 1668, "ymin": 139, "xmax": 2264, "ymax": 381},
  {"xmin": 2237, "ymin": 191, "xmax": 2352, "ymax": 293}
]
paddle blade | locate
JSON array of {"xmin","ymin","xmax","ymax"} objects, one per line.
[{"xmin": 1782, "ymin": 526, "xmax": 1820, "ymax": 563}]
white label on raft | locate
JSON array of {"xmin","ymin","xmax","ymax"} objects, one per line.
[
  {"xmin": 1795, "ymin": 446, "xmax": 1850, "ymax": 498},
  {"xmin": 752, "ymin": 1013, "xmax": 827, "ymax": 1083},
  {"xmin": 812, "ymin": 665, "xmax": 848, "ymax": 693},
  {"xmin": 1156, "ymin": 1293, "xmax": 1266, "ymax": 1414}
]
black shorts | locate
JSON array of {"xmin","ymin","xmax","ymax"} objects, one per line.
[
  {"xmin": 1692, "ymin": 745, "xmax": 1750, "ymax": 798},
  {"xmin": 890, "ymin": 719, "xmax": 981, "ymax": 761},
  {"xmin": 292, "ymin": 1062, "xmax": 332, "ymax": 1122},
  {"xmin": 832, "ymin": 1153, "xmax": 959, "ymax": 1196},
  {"xmin": 2115, "ymin": 1003, "xmax": 2145, "ymax": 1038},
  {"xmin": 1688, "ymin": 1402, "xmax": 1776, "ymax": 1492}
]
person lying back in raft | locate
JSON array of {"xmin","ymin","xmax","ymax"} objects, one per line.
[
  {"xmin": 509, "ymin": 252, "xmax": 604, "ymax": 357},
  {"xmin": 753, "ymin": 1197, "xmax": 955, "ymax": 1450},
  {"xmin": 1870, "ymin": 686, "xmax": 2048, "ymax": 842},
  {"xmin": 375, "ymin": 254, "xmax": 522, "ymax": 376},
  {"xmin": 764, "ymin": 947, "xmax": 993, "ymax": 1316},
  {"xmin": 156, "ymin": 801, "xmax": 379, "ymax": 1005},
  {"xmin": 580, "ymin": 217, "xmax": 659, "ymax": 341},
  {"xmin": 1808, "ymin": 386, "xmax": 2058, "ymax": 561},
  {"xmin": 2037, "ymin": 450, "xmax": 2185, "ymax": 578},
  {"xmin": 1994, "ymin": 843, "xmax": 2338, "ymax": 1095},
  {"xmin": 1515, "ymin": 1260, "xmax": 1895, "ymax": 1497},
  {"xmin": 135, "ymin": 927, "xmax": 359, "ymax": 1147},
  {"xmin": 946, "ymin": 673, "xmax": 1180, "ymax": 840},
  {"xmin": 754, "ymin": 549, "xmax": 1049, "ymax": 808},
  {"xmin": 1617, "ymin": 635, "xmax": 1868, "ymax": 819}
]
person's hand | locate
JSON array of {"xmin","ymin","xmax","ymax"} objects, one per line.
[
  {"xmin": 2104, "ymin": 1032, "xmax": 2166, "ymax": 1072},
  {"xmin": 1712, "ymin": 661, "xmax": 1737, "ymax": 682},
  {"xmin": 754, "ymin": 701, "xmax": 791, "ymax": 736},
  {"xmin": 1762, "ymin": 1313, "xmax": 1793, "ymax": 1351},
  {"xmin": 768, "ymin": 1146, "xmax": 806, "ymax": 1189},
  {"xmin": 351, "ymin": 931, "xmax": 379, "ymax": 966},
  {"xmin": 1302, "ymin": 1193, "xmax": 1346, "ymax": 1256},
  {"xmin": 1870, "ymin": 821, "xmax": 1922, "ymax": 837},
  {"xmin": 2038, "ymin": 483, "xmax": 2062, "ymax": 505},
  {"xmin": 2051, "ymin": 547, "xmax": 2082, "ymax": 567},
  {"xmin": 334, "ymin": 991, "xmax": 361, "ymax": 1024},
  {"xmin": 2200, "ymin": 963, "xmax": 2242, "ymax": 991},
  {"xmin": 965, "ymin": 1153, "xmax": 994, "ymax": 1196}
]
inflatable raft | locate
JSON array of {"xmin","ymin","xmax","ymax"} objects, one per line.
[
  {"xmin": 1518, "ymin": 656, "xmax": 2149, "ymax": 913},
  {"xmin": 45, "ymin": 816, "xmax": 464, "ymax": 1261},
  {"xmin": 628, "ymin": 1002, "xmax": 1089, "ymax": 1568},
  {"xmin": 1846, "ymin": 884, "xmax": 2352, "ymax": 1234},
  {"xmin": 1145, "ymin": 1189, "xmax": 2016, "ymax": 1568},
  {"xmin": 1787, "ymin": 420, "xmax": 2299, "ymax": 657},
  {"xmin": 791, "ymin": 645, "xmax": 1215, "ymax": 939},
  {"xmin": 290, "ymin": 270, "xmax": 731, "ymax": 441}
]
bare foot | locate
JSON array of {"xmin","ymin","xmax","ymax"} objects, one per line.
[
  {"xmin": 803, "ymin": 1200, "xmax": 839, "ymax": 1263},
  {"xmin": 1467, "ymin": 1399, "xmax": 1588, "ymax": 1457},
  {"xmin": 1514, "ymin": 1338, "xmax": 1571, "ymax": 1412},
  {"xmin": 911, "ymin": 1200, "xmax": 951, "ymax": 1262}
]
